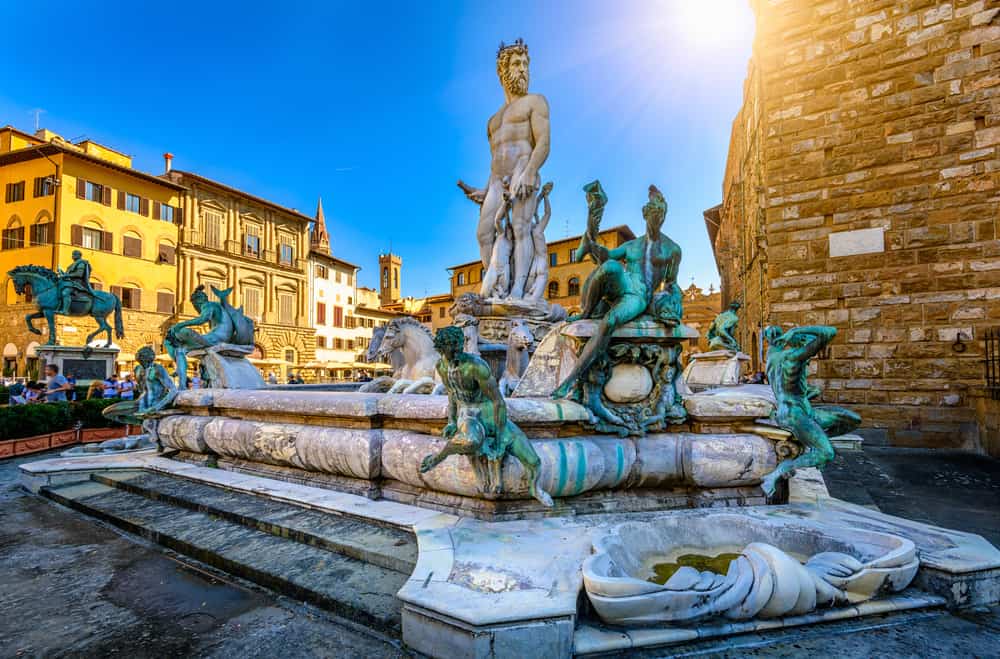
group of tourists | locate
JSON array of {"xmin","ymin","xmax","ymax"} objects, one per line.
[{"xmin": 7, "ymin": 365, "xmax": 74, "ymax": 405}]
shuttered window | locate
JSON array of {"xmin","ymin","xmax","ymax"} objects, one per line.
[
  {"xmin": 316, "ymin": 336, "xmax": 326, "ymax": 348},
  {"xmin": 153, "ymin": 202, "xmax": 177, "ymax": 222},
  {"xmin": 32, "ymin": 177, "xmax": 54, "ymax": 198},
  {"xmin": 278, "ymin": 293, "xmax": 294, "ymax": 324},
  {"xmin": 5, "ymin": 181, "xmax": 25, "ymax": 203},
  {"xmin": 79, "ymin": 180, "xmax": 111, "ymax": 205},
  {"xmin": 243, "ymin": 287, "xmax": 262, "ymax": 320},
  {"xmin": 203, "ymin": 211, "xmax": 223, "ymax": 249},
  {"xmin": 79, "ymin": 227, "xmax": 109, "ymax": 251},
  {"xmin": 111, "ymin": 286, "xmax": 141, "ymax": 310},
  {"xmin": 244, "ymin": 224, "xmax": 261, "ymax": 258},
  {"xmin": 2, "ymin": 227, "xmax": 25, "ymax": 250},
  {"xmin": 30, "ymin": 223, "xmax": 51, "ymax": 246},
  {"xmin": 279, "ymin": 242, "xmax": 294, "ymax": 265},
  {"xmin": 118, "ymin": 192, "xmax": 143, "ymax": 214},
  {"xmin": 158, "ymin": 243, "xmax": 175, "ymax": 264},
  {"xmin": 123, "ymin": 235, "xmax": 142, "ymax": 258},
  {"xmin": 156, "ymin": 291, "xmax": 175, "ymax": 313},
  {"xmin": 332, "ymin": 306, "xmax": 344, "ymax": 328},
  {"xmin": 316, "ymin": 302, "xmax": 326, "ymax": 325}
]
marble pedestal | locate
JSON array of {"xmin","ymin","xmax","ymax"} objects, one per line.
[
  {"xmin": 36, "ymin": 344, "xmax": 119, "ymax": 383},
  {"xmin": 683, "ymin": 350, "xmax": 750, "ymax": 391}
]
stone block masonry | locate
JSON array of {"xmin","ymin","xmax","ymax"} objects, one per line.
[{"xmin": 711, "ymin": 0, "xmax": 1000, "ymax": 449}]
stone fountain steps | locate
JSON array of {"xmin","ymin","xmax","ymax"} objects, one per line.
[
  {"xmin": 40, "ymin": 474, "xmax": 414, "ymax": 633},
  {"xmin": 90, "ymin": 471, "xmax": 418, "ymax": 574}
]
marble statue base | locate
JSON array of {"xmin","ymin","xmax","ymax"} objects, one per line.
[
  {"xmin": 188, "ymin": 343, "xmax": 265, "ymax": 389},
  {"xmin": 149, "ymin": 388, "xmax": 795, "ymax": 520},
  {"xmin": 683, "ymin": 350, "xmax": 751, "ymax": 391},
  {"xmin": 36, "ymin": 344, "xmax": 119, "ymax": 383}
]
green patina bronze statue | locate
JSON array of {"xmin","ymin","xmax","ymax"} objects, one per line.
[
  {"xmin": 707, "ymin": 300, "xmax": 742, "ymax": 352},
  {"xmin": 551, "ymin": 181, "xmax": 682, "ymax": 399},
  {"xmin": 760, "ymin": 325, "xmax": 861, "ymax": 497},
  {"xmin": 420, "ymin": 326, "xmax": 553, "ymax": 507},
  {"xmin": 103, "ymin": 345, "xmax": 178, "ymax": 426},
  {"xmin": 8, "ymin": 254, "xmax": 124, "ymax": 347},
  {"xmin": 165, "ymin": 285, "xmax": 255, "ymax": 388}
]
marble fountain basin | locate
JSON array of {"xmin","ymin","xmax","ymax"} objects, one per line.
[{"xmin": 582, "ymin": 512, "xmax": 919, "ymax": 626}]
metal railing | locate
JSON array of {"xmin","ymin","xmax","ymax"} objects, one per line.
[{"xmin": 986, "ymin": 327, "xmax": 1000, "ymax": 401}]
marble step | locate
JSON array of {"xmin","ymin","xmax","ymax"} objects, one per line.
[
  {"xmin": 41, "ymin": 480, "xmax": 407, "ymax": 632},
  {"xmin": 90, "ymin": 471, "xmax": 418, "ymax": 574}
]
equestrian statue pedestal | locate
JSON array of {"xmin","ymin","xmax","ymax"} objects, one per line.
[{"xmin": 36, "ymin": 345, "xmax": 119, "ymax": 383}]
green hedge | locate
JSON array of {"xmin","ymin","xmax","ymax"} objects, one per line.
[{"xmin": 0, "ymin": 398, "xmax": 124, "ymax": 441}]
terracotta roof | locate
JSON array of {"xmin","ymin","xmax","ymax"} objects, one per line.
[
  {"xmin": 165, "ymin": 170, "xmax": 313, "ymax": 223},
  {"xmin": 0, "ymin": 142, "xmax": 187, "ymax": 191},
  {"xmin": 309, "ymin": 249, "xmax": 360, "ymax": 271},
  {"xmin": 446, "ymin": 224, "xmax": 637, "ymax": 271}
]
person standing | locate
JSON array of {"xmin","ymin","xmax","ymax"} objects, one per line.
[
  {"xmin": 190, "ymin": 372, "xmax": 202, "ymax": 389},
  {"xmin": 103, "ymin": 373, "xmax": 120, "ymax": 399},
  {"xmin": 65, "ymin": 372, "xmax": 77, "ymax": 401},
  {"xmin": 43, "ymin": 364, "xmax": 72, "ymax": 402},
  {"xmin": 119, "ymin": 373, "xmax": 136, "ymax": 400}
]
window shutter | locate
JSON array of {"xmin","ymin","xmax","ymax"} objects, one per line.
[
  {"xmin": 131, "ymin": 288, "xmax": 141, "ymax": 310},
  {"xmin": 102, "ymin": 185, "xmax": 112, "ymax": 206},
  {"xmin": 110, "ymin": 285, "xmax": 122, "ymax": 300},
  {"xmin": 159, "ymin": 244, "xmax": 175, "ymax": 264},
  {"xmin": 33, "ymin": 178, "xmax": 41, "ymax": 197},
  {"xmin": 76, "ymin": 178, "xmax": 86, "ymax": 199},
  {"xmin": 101, "ymin": 231, "xmax": 114, "ymax": 252},
  {"xmin": 117, "ymin": 190, "xmax": 125, "ymax": 210},
  {"xmin": 140, "ymin": 198, "xmax": 149, "ymax": 217},
  {"xmin": 71, "ymin": 224, "xmax": 83, "ymax": 246},
  {"xmin": 123, "ymin": 236, "xmax": 141, "ymax": 258},
  {"xmin": 153, "ymin": 201, "xmax": 161, "ymax": 220},
  {"xmin": 174, "ymin": 205, "xmax": 183, "ymax": 224},
  {"xmin": 29, "ymin": 225, "xmax": 38, "ymax": 244},
  {"xmin": 157, "ymin": 291, "xmax": 174, "ymax": 313}
]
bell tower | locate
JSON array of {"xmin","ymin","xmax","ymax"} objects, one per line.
[{"xmin": 379, "ymin": 252, "xmax": 402, "ymax": 306}]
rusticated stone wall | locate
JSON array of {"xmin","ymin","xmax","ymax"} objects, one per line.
[{"xmin": 713, "ymin": 0, "xmax": 1000, "ymax": 448}]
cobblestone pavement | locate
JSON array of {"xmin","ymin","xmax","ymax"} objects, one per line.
[
  {"xmin": 0, "ymin": 451, "xmax": 409, "ymax": 659},
  {"xmin": 2, "ymin": 447, "xmax": 999, "ymax": 658}
]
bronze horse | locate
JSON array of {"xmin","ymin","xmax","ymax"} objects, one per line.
[{"xmin": 8, "ymin": 265, "xmax": 124, "ymax": 347}]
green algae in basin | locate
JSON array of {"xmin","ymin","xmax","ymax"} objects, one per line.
[{"xmin": 648, "ymin": 552, "xmax": 743, "ymax": 585}]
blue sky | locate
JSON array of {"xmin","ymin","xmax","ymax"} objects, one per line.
[{"xmin": 1, "ymin": 0, "xmax": 754, "ymax": 298}]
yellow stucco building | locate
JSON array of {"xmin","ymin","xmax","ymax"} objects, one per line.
[
  {"xmin": 447, "ymin": 225, "xmax": 636, "ymax": 315},
  {"xmin": 0, "ymin": 126, "xmax": 182, "ymax": 377},
  {"xmin": 163, "ymin": 165, "xmax": 316, "ymax": 377}
]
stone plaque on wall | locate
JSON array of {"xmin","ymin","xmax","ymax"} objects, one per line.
[
  {"xmin": 829, "ymin": 227, "xmax": 885, "ymax": 258},
  {"xmin": 63, "ymin": 359, "xmax": 109, "ymax": 381}
]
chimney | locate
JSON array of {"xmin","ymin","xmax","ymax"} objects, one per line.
[{"xmin": 163, "ymin": 152, "xmax": 174, "ymax": 173}]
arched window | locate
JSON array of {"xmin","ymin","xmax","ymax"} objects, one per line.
[
  {"xmin": 382, "ymin": 267, "xmax": 389, "ymax": 287},
  {"xmin": 457, "ymin": 272, "xmax": 466, "ymax": 286},
  {"xmin": 123, "ymin": 230, "xmax": 143, "ymax": 258},
  {"xmin": 2, "ymin": 217, "xmax": 24, "ymax": 250},
  {"xmin": 548, "ymin": 281, "xmax": 559, "ymax": 298},
  {"xmin": 568, "ymin": 277, "xmax": 580, "ymax": 297},
  {"xmin": 393, "ymin": 268, "xmax": 398, "ymax": 288},
  {"xmin": 158, "ymin": 240, "xmax": 176, "ymax": 264}
]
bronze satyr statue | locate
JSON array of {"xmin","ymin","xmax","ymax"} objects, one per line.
[
  {"xmin": 551, "ymin": 181, "xmax": 682, "ymax": 399},
  {"xmin": 420, "ymin": 326, "xmax": 553, "ymax": 507},
  {"xmin": 707, "ymin": 301, "xmax": 742, "ymax": 352},
  {"xmin": 103, "ymin": 345, "xmax": 177, "ymax": 426},
  {"xmin": 760, "ymin": 325, "xmax": 861, "ymax": 497}
]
